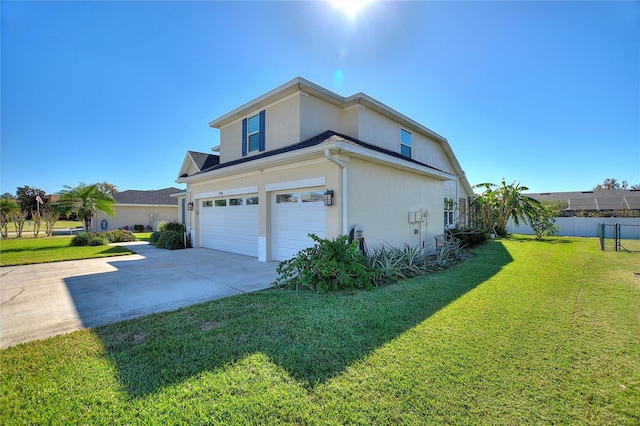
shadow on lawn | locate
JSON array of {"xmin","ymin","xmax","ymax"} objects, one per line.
[{"xmin": 92, "ymin": 242, "xmax": 512, "ymax": 398}]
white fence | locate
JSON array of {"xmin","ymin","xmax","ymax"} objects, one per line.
[{"xmin": 508, "ymin": 217, "xmax": 640, "ymax": 238}]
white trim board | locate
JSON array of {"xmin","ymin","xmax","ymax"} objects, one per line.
[
  {"xmin": 194, "ymin": 186, "xmax": 259, "ymax": 199},
  {"xmin": 265, "ymin": 177, "xmax": 326, "ymax": 192}
]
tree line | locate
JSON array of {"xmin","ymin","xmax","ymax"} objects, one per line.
[{"xmin": 1, "ymin": 182, "xmax": 116, "ymax": 238}]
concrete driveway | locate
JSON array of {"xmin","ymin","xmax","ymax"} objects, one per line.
[{"xmin": 0, "ymin": 242, "xmax": 279, "ymax": 349}]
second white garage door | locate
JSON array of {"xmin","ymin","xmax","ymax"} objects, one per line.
[
  {"xmin": 199, "ymin": 195, "xmax": 259, "ymax": 257},
  {"xmin": 271, "ymin": 189, "xmax": 326, "ymax": 261}
]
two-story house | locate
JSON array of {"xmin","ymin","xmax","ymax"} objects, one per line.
[{"xmin": 176, "ymin": 77, "xmax": 473, "ymax": 262}]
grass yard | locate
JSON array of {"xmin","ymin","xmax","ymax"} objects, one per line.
[
  {"xmin": 3, "ymin": 219, "xmax": 84, "ymax": 234},
  {"xmin": 1, "ymin": 237, "xmax": 638, "ymax": 424},
  {"xmin": 0, "ymin": 236, "xmax": 134, "ymax": 266}
]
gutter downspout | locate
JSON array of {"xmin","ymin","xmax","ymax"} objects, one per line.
[{"xmin": 324, "ymin": 149, "xmax": 348, "ymax": 235}]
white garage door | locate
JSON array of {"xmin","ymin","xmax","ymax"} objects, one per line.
[
  {"xmin": 199, "ymin": 195, "xmax": 259, "ymax": 257},
  {"xmin": 271, "ymin": 189, "xmax": 326, "ymax": 261}
]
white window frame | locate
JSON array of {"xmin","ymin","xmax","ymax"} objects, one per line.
[
  {"xmin": 400, "ymin": 129, "xmax": 412, "ymax": 158},
  {"xmin": 247, "ymin": 113, "xmax": 260, "ymax": 153}
]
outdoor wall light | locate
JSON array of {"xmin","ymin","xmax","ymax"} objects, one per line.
[
  {"xmin": 323, "ymin": 190, "xmax": 334, "ymax": 206},
  {"xmin": 187, "ymin": 201, "xmax": 194, "ymax": 211}
]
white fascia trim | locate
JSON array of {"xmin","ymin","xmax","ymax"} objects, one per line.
[
  {"xmin": 178, "ymin": 148, "xmax": 326, "ymax": 184},
  {"xmin": 170, "ymin": 192, "xmax": 186, "ymax": 198},
  {"xmin": 180, "ymin": 140, "xmax": 454, "ymax": 185},
  {"xmin": 194, "ymin": 185, "xmax": 259, "ymax": 200},
  {"xmin": 265, "ymin": 177, "xmax": 326, "ymax": 192}
]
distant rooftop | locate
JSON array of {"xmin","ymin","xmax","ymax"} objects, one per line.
[
  {"xmin": 525, "ymin": 190, "xmax": 640, "ymax": 211},
  {"xmin": 114, "ymin": 187, "xmax": 182, "ymax": 206}
]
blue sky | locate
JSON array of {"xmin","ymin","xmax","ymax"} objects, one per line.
[{"xmin": 2, "ymin": 0, "xmax": 638, "ymax": 195}]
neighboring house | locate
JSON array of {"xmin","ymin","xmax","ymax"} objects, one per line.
[
  {"xmin": 93, "ymin": 187, "xmax": 182, "ymax": 232},
  {"xmin": 176, "ymin": 77, "xmax": 473, "ymax": 262},
  {"xmin": 524, "ymin": 190, "xmax": 640, "ymax": 217}
]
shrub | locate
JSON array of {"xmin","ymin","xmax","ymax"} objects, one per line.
[
  {"xmin": 70, "ymin": 233, "xmax": 90, "ymax": 246},
  {"xmin": 149, "ymin": 231, "xmax": 162, "ymax": 245},
  {"xmin": 88, "ymin": 235, "xmax": 107, "ymax": 246},
  {"xmin": 101, "ymin": 229, "xmax": 137, "ymax": 243},
  {"xmin": 70, "ymin": 232, "xmax": 107, "ymax": 246},
  {"xmin": 275, "ymin": 234, "xmax": 373, "ymax": 292},
  {"xmin": 133, "ymin": 224, "xmax": 145, "ymax": 232},
  {"xmin": 156, "ymin": 230, "xmax": 186, "ymax": 250},
  {"xmin": 160, "ymin": 221, "xmax": 186, "ymax": 233},
  {"xmin": 450, "ymin": 228, "xmax": 488, "ymax": 247},
  {"xmin": 367, "ymin": 244, "xmax": 431, "ymax": 286}
]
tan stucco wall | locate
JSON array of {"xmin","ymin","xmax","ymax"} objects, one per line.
[
  {"xmin": 93, "ymin": 205, "xmax": 178, "ymax": 232},
  {"xmin": 300, "ymin": 93, "xmax": 344, "ymax": 141},
  {"xmin": 218, "ymin": 94, "xmax": 302, "ymax": 163},
  {"xmin": 352, "ymin": 107, "xmax": 454, "ymax": 174},
  {"xmin": 347, "ymin": 157, "xmax": 445, "ymax": 251},
  {"xmin": 217, "ymin": 92, "xmax": 459, "ymax": 186}
]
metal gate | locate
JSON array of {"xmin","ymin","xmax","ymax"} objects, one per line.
[{"xmin": 599, "ymin": 223, "xmax": 640, "ymax": 252}]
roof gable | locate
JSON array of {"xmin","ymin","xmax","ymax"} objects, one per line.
[{"xmin": 178, "ymin": 151, "xmax": 220, "ymax": 178}]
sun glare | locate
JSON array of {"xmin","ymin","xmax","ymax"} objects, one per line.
[{"xmin": 330, "ymin": 0, "xmax": 371, "ymax": 20}]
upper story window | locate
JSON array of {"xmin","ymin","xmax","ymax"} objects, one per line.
[
  {"xmin": 242, "ymin": 110, "xmax": 265, "ymax": 156},
  {"xmin": 400, "ymin": 129, "xmax": 412, "ymax": 158}
]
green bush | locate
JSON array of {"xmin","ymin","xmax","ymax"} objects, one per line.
[
  {"xmin": 70, "ymin": 232, "xmax": 107, "ymax": 246},
  {"xmin": 88, "ymin": 236, "xmax": 107, "ymax": 246},
  {"xmin": 101, "ymin": 229, "xmax": 137, "ymax": 243},
  {"xmin": 275, "ymin": 234, "xmax": 373, "ymax": 292},
  {"xmin": 155, "ymin": 230, "xmax": 186, "ymax": 250},
  {"xmin": 133, "ymin": 224, "xmax": 145, "ymax": 232},
  {"xmin": 450, "ymin": 228, "xmax": 488, "ymax": 247},
  {"xmin": 149, "ymin": 231, "xmax": 162, "ymax": 245},
  {"xmin": 160, "ymin": 221, "xmax": 186, "ymax": 233},
  {"xmin": 70, "ymin": 233, "xmax": 90, "ymax": 246}
]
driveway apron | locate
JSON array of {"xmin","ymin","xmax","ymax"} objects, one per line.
[{"xmin": 0, "ymin": 242, "xmax": 279, "ymax": 349}]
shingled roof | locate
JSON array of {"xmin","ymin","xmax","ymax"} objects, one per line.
[
  {"xmin": 196, "ymin": 130, "xmax": 447, "ymax": 176},
  {"xmin": 526, "ymin": 190, "xmax": 640, "ymax": 211},
  {"xmin": 188, "ymin": 151, "xmax": 220, "ymax": 171},
  {"xmin": 113, "ymin": 187, "xmax": 182, "ymax": 206}
]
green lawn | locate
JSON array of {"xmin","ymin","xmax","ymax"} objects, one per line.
[
  {"xmin": 3, "ymin": 219, "xmax": 83, "ymax": 234},
  {"xmin": 0, "ymin": 236, "xmax": 134, "ymax": 266},
  {"xmin": 1, "ymin": 237, "xmax": 638, "ymax": 424}
]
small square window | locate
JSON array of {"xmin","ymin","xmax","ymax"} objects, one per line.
[
  {"xmin": 214, "ymin": 199, "xmax": 227, "ymax": 207},
  {"xmin": 230, "ymin": 198, "xmax": 243, "ymax": 206},
  {"xmin": 202, "ymin": 200, "xmax": 213, "ymax": 208},
  {"xmin": 246, "ymin": 196, "xmax": 259, "ymax": 205}
]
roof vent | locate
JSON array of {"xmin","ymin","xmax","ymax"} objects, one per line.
[
  {"xmin": 581, "ymin": 191, "xmax": 594, "ymax": 194},
  {"xmin": 180, "ymin": 173, "xmax": 188, "ymax": 178}
]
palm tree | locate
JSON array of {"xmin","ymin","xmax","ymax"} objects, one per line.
[
  {"xmin": 58, "ymin": 183, "xmax": 116, "ymax": 232},
  {"xmin": 0, "ymin": 198, "xmax": 20, "ymax": 238},
  {"xmin": 472, "ymin": 179, "xmax": 540, "ymax": 236}
]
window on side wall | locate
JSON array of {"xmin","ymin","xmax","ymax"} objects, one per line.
[
  {"xmin": 400, "ymin": 129, "xmax": 412, "ymax": 158},
  {"xmin": 444, "ymin": 197, "xmax": 456, "ymax": 229},
  {"xmin": 242, "ymin": 110, "xmax": 265, "ymax": 156}
]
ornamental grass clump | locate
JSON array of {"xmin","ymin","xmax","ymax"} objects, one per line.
[{"xmin": 275, "ymin": 234, "xmax": 472, "ymax": 292}]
